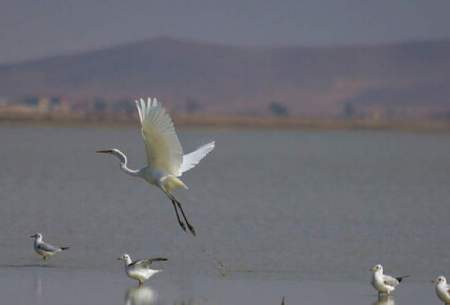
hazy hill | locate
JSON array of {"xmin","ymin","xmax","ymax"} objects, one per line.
[{"xmin": 1, "ymin": 37, "xmax": 450, "ymax": 117}]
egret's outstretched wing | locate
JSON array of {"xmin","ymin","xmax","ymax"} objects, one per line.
[
  {"xmin": 135, "ymin": 98, "xmax": 183, "ymax": 175},
  {"xmin": 178, "ymin": 141, "xmax": 215, "ymax": 176}
]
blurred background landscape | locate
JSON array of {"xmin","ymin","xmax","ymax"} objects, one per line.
[
  {"xmin": 1, "ymin": 1, "xmax": 450, "ymax": 129},
  {"xmin": 2, "ymin": 1, "xmax": 450, "ymax": 304}
]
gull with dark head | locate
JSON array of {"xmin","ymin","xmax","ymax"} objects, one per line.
[
  {"xmin": 30, "ymin": 233, "xmax": 69, "ymax": 261},
  {"xmin": 370, "ymin": 264, "xmax": 409, "ymax": 296},
  {"xmin": 97, "ymin": 97, "xmax": 215, "ymax": 236},
  {"xmin": 118, "ymin": 253, "xmax": 167, "ymax": 286},
  {"xmin": 433, "ymin": 275, "xmax": 450, "ymax": 304}
]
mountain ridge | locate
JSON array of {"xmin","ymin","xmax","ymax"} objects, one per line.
[{"xmin": 1, "ymin": 36, "xmax": 450, "ymax": 117}]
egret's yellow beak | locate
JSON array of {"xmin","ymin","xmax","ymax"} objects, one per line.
[{"xmin": 96, "ymin": 150, "xmax": 113, "ymax": 154}]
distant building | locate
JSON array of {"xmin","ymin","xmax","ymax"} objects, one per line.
[
  {"xmin": 49, "ymin": 96, "xmax": 70, "ymax": 113},
  {"xmin": 37, "ymin": 97, "xmax": 50, "ymax": 112},
  {"xmin": 0, "ymin": 95, "xmax": 72, "ymax": 117},
  {"xmin": 269, "ymin": 101, "xmax": 289, "ymax": 117}
]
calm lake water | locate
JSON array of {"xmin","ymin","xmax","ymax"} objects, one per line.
[{"xmin": 1, "ymin": 124, "xmax": 450, "ymax": 304}]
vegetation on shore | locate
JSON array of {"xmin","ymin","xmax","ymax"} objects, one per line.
[{"xmin": 1, "ymin": 112, "xmax": 449, "ymax": 132}]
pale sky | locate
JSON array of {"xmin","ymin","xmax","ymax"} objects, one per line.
[{"xmin": 1, "ymin": 0, "xmax": 450, "ymax": 64}]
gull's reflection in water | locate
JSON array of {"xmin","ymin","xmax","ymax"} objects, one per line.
[
  {"xmin": 373, "ymin": 295, "xmax": 395, "ymax": 305},
  {"xmin": 125, "ymin": 286, "xmax": 158, "ymax": 305},
  {"xmin": 32, "ymin": 269, "xmax": 44, "ymax": 305}
]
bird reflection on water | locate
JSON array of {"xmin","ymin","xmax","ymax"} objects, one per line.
[
  {"xmin": 373, "ymin": 295, "xmax": 395, "ymax": 305},
  {"xmin": 125, "ymin": 286, "xmax": 158, "ymax": 305}
]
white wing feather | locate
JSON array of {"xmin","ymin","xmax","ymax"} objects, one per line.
[
  {"xmin": 135, "ymin": 98, "xmax": 183, "ymax": 175},
  {"xmin": 178, "ymin": 142, "xmax": 215, "ymax": 176}
]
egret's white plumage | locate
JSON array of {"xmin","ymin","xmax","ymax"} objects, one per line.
[
  {"xmin": 179, "ymin": 141, "xmax": 215, "ymax": 175},
  {"xmin": 118, "ymin": 253, "xmax": 167, "ymax": 286},
  {"xmin": 136, "ymin": 98, "xmax": 183, "ymax": 176},
  {"xmin": 370, "ymin": 264, "xmax": 408, "ymax": 296},
  {"xmin": 97, "ymin": 97, "xmax": 215, "ymax": 235},
  {"xmin": 433, "ymin": 276, "xmax": 450, "ymax": 304}
]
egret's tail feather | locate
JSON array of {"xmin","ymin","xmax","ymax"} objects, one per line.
[{"xmin": 162, "ymin": 176, "xmax": 188, "ymax": 192}]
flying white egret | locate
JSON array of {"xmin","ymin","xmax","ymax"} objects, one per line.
[
  {"xmin": 370, "ymin": 264, "xmax": 409, "ymax": 296},
  {"xmin": 30, "ymin": 233, "xmax": 70, "ymax": 261},
  {"xmin": 97, "ymin": 97, "xmax": 215, "ymax": 235},
  {"xmin": 118, "ymin": 253, "xmax": 167, "ymax": 286}
]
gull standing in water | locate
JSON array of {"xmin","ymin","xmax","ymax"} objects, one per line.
[
  {"xmin": 97, "ymin": 97, "xmax": 215, "ymax": 236},
  {"xmin": 370, "ymin": 264, "xmax": 409, "ymax": 296},
  {"xmin": 30, "ymin": 233, "xmax": 69, "ymax": 261},
  {"xmin": 433, "ymin": 276, "xmax": 450, "ymax": 304},
  {"xmin": 118, "ymin": 253, "xmax": 167, "ymax": 286}
]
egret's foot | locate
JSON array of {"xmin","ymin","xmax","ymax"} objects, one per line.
[
  {"xmin": 187, "ymin": 224, "xmax": 196, "ymax": 236},
  {"xmin": 173, "ymin": 199, "xmax": 195, "ymax": 236},
  {"xmin": 171, "ymin": 199, "xmax": 187, "ymax": 232}
]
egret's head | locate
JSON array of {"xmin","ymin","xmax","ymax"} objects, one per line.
[
  {"xmin": 30, "ymin": 233, "xmax": 42, "ymax": 239},
  {"xmin": 96, "ymin": 148, "xmax": 118, "ymax": 155},
  {"xmin": 371, "ymin": 264, "xmax": 383, "ymax": 273},
  {"xmin": 96, "ymin": 149, "xmax": 126, "ymax": 162},
  {"xmin": 433, "ymin": 276, "xmax": 447, "ymax": 285},
  {"xmin": 118, "ymin": 253, "xmax": 131, "ymax": 262}
]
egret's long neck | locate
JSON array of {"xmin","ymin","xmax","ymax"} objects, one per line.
[{"xmin": 113, "ymin": 150, "xmax": 140, "ymax": 177}]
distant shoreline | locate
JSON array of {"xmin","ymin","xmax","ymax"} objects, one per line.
[{"xmin": 1, "ymin": 113, "xmax": 450, "ymax": 132}]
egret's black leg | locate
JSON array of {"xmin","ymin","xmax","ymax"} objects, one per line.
[
  {"xmin": 171, "ymin": 199, "xmax": 186, "ymax": 232},
  {"xmin": 174, "ymin": 199, "xmax": 196, "ymax": 236}
]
